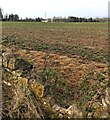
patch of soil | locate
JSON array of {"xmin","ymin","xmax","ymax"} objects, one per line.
[{"xmin": 3, "ymin": 47, "xmax": 108, "ymax": 85}]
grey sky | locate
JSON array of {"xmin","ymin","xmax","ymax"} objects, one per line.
[{"xmin": 0, "ymin": 0, "xmax": 109, "ymax": 18}]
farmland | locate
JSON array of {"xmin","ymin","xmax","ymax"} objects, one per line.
[
  {"xmin": 2, "ymin": 22, "xmax": 110, "ymax": 118},
  {"xmin": 2, "ymin": 22, "xmax": 108, "ymax": 62}
]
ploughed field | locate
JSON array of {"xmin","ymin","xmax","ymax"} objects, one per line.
[
  {"xmin": 2, "ymin": 22, "xmax": 108, "ymax": 63},
  {"xmin": 2, "ymin": 22, "xmax": 109, "ymax": 118}
]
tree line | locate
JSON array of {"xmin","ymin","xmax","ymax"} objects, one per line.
[
  {"xmin": 0, "ymin": 8, "xmax": 108, "ymax": 22},
  {"xmin": 52, "ymin": 16, "xmax": 99, "ymax": 22}
]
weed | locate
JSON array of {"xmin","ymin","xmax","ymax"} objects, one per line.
[
  {"xmin": 97, "ymin": 73, "xmax": 106, "ymax": 81},
  {"xmin": 39, "ymin": 66, "xmax": 73, "ymax": 108}
]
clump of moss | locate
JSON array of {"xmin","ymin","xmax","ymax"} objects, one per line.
[{"xmin": 14, "ymin": 57, "xmax": 33, "ymax": 77}]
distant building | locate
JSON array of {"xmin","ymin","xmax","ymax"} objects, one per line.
[
  {"xmin": 41, "ymin": 18, "xmax": 54, "ymax": 23},
  {"xmin": 41, "ymin": 19, "xmax": 48, "ymax": 22}
]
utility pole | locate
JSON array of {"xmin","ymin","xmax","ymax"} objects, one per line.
[{"xmin": 45, "ymin": 12, "xmax": 46, "ymax": 19}]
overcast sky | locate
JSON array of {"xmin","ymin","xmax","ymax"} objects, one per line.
[{"xmin": 0, "ymin": 0, "xmax": 109, "ymax": 18}]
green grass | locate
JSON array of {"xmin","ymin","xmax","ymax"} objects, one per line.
[{"xmin": 2, "ymin": 22, "xmax": 108, "ymax": 30}]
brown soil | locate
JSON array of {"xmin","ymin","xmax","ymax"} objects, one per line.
[{"xmin": 4, "ymin": 47, "xmax": 108, "ymax": 86}]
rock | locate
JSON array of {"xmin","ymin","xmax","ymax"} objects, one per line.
[
  {"xmin": 30, "ymin": 80, "xmax": 44, "ymax": 98},
  {"xmin": 52, "ymin": 104, "xmax": 67, "ymax": 115},
  {"xmin": 105, "ymin": 88, "xmax": 110, "ymax": 106},
  {"xmin": 3, "ymin": 81, "xmax": 11, "ymax": 86},
  {"xmin": 52, "ymin": 103, "xmax": 82, "ymax": 118},
  {"xmin": 13, "ymin": 69, "xmax": 23, "ymax": 76},
  {"xmin": 18, "ymin": 77, "xmax": 28, "ymax": 89},
  {"xmin": 59, "ymin": 107, "xmax": 67, "ymax": 115},
  {"xmin": 7, "ymin": 57, "xmax": 16, "ymax": 70},
  {"xmin": 102, "ymin": 98, "xmax": 108, "ymax": 108},
  {"xmin": 66, "ymin": 104, "xmax": 82, "ymax": 118},
  {"xmin": 2, "ymin": 51, "xmax": 16, "ymax": 69},
  {"xmin": 2, "ymin": 52, "xmax": 10, "ymax": 67},
  {"xmin": 58, "ymin": 113, "xmax": 63, "ymax": 118},
  {"xmin": 52, "ymin": 104, "xmax": 62, "ymax": 111}
]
